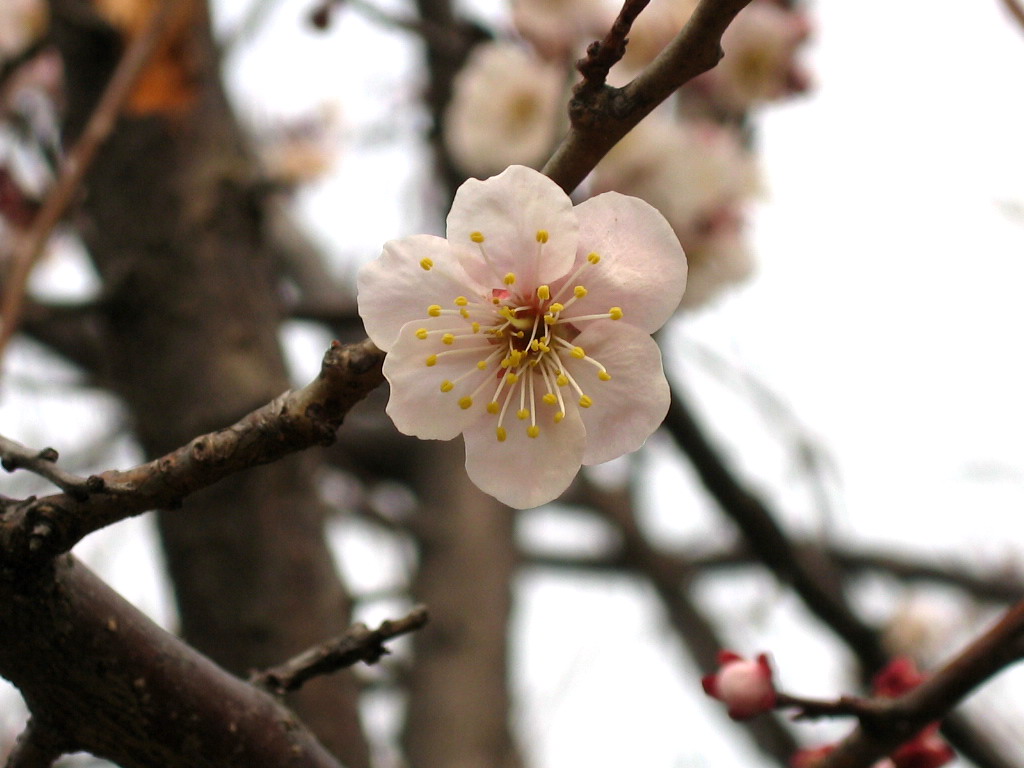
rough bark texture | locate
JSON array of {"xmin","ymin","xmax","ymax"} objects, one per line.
[
  {"xmin": 49, "ymin": 2, "xmax": 369, "ymax": 763},
  {"xmin": 0, "ymin": 557, "xmax": 343, "ymax": 768},
  {"xmin": 403, "ymin": 440, "xmax": 524, "ymax": 768}
]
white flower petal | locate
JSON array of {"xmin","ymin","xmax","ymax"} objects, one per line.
[
  {"xmin": 463, "ymin": 404, "xmax": 586, "ymax": 509},
  {"xmin": 357, "ymin": 235, "xmax": 479, "ymax": 351},
  {"xmin": 383, "ymin": 317, "xmax": 498, "ymax": 440},
  {"xmin": 567, "ymin": 192, "xmax": 687, "ymax": 334},
  {"xmin": 447, "ymin": 166, "xmax": 578, "ymax": 290},
  {"xmin": 563, "ymin": 320, "xmax": 670, "ymax": 466}
]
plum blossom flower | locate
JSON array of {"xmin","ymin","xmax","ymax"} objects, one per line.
[
  {"xmin": 357, "ymin": 165, "xmax": 686, "ymax": 509},
  {"xmin": 444, "ymin": 43, "xmax": 565, "ymax": 178},
  {"xmin": 701, "ymin": 650, "xmax": 777, "ymax": 720}
]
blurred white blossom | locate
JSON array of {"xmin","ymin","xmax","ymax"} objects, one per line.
[
  {"xmin": 511, "ymin": 0, "xmax": 614, "ymax": 60},
  {"xmin": 592, "ymin": 117, "xmax": 759, "ymax": 309},
  {"xmin": 444, "ymin": 42, "xmax": 565, "ymax": 178},
  {"xmin": 693, "ymin": 0, "xmax": 812, "ymax": 112}
]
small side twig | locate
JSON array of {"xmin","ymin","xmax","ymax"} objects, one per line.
[
  {"xmin": 576, "ymin": 0, "xmax": 652, "ymax": 90},
  {"xmin": 0, "ymin": 0, "xmax": 177, "ymax": 367},
  {"xmin": 0, "ymin": 435, "xmax": 98, "ymax": 500},
  {"xmin": 252, "ymin": 605, "xmax": 429, "ymax": 695}
]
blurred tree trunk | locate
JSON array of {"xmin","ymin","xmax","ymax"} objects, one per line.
[
  {"xmin": 49, "ymin": 1, "xmax": 369, "ymax": 763},
  {"xmin": 403, "ymin": 441, "xmax": 524, "ymax": 768}
]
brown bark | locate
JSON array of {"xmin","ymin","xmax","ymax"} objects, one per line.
[
  {"xmin": 403, "ymin": 441, "xmax": 524, "ymax": 768},
  {"xmin": 0, "ymin": 557, "xmax": 343, "ymax": 768},
  {"xmin": 49, "ymin": 2, "xmax": 369, "ymax": 762}
]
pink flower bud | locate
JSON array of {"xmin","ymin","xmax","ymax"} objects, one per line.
[
  {"xmin": 872, "ymin": 657, "xmax": 926, "ymax": 698},
  {"xmin": 701, "ymin": 650, "xmax": 777, "ymax": 720},
  {"xmin": 790, "ymin": 745, "xmax": 835, "ymax": 768},
  {"xmin": 891, "ymin": 727, "xmax": 955, "ymax": 768}
]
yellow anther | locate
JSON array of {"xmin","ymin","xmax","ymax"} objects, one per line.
[
  {"xmin": 544, "ymin": 314, "xmax": 556, "ymax": 325},
  {"xmin": 609, "ymin": 306, "xmax": 623, "ymax": 320},
  {"xmin": 428, "ymin": 304, "xmax": 442, "ymax": 317},
  {"xmin": 415, "ymin": 328, "xmax": 429, "ymax": 340},
  {"xmin": 500, "ymin": 357, "xmax": 512, "ymax": 369},
  {"xmin": 458, "ymin": 396, "xmax": 473, "ymax": 410},
  {"xmin": 507, "ymin": 373, "xmax": 520, "ymax": 384},
  {"xmin": 537, "ymin": 341, "xmax": 550, "ymax": 352},
  {"xmin": 554, "ymin": 411, "xmax": 565, "ymax": 423},
  {"xmin": 496, "ymin": 426, "xmax": 507, "ymax": 442},
  {"xmin": 549, "ymin": 302, "xmax": 564, "ymax": 313},
  {"xmin": 510, "ymin": 350, "xmax": 524, "ymax": 365},
  {"xmin": 598, "ymin": 371, "xmax": 612, "ymax": 381},
  {"xmin": 527, "ymin": 425, "xmax": 541, "ymax": 438},
  {"xmin": 420, "ymin": 258, "xmax": 433, "ymax": 270},
  {"xmin": 530, "ymin": 339, "xmax": 540, "ymax": 352},
  {"xmin": 556, "ymin": 373, "xmax": 568, "ymax": 387},
  {"xmin": 442, "ymin": 333, "xmax": 455, "ymax": 345},
  {"xmin": 455, "ymin": 296, "xmax": 468, "ymax": 306},
  {"xmin": 472, "ymin": 322, "xmax": 481, "ymax": 333},
  {"xmin": 471, "ymin": 231, "xmax": 485, "ymax": 243},
  {"xmin": 503, "ymin": 272, "xmax": 516, "ymax": 285},
  {"xmin": 579, "ymin": 395, "xmax": 593, "ymax": 408},
  {"xmin": 542, "ymin": 393, "xmax": 557, "ymax": 405},
  {"xmin": 587, "ymin": 252, "xmax": 600, "ymax": 264},
  {"xmin": 460, "ymin": 309, "xmax": 470, "ymax": 318},
  {"xmin": 440, "ymin": 381, "xmax": 454, "ymax": 392},
  {"xmin": 477, "ymin": 360, "xmax": 488, "ymax": 370},
  {"xmin": 536, "ymin": 230, "xmax": 549, "ymax": 243},
  {"xmin": 574, "ymin": 286, "xmax": 588, "ymax": 299},
  {"xmin": 487, "ymin": 401, "xmax": 500, "ymax": 414},
  {"xmin": 500, "ymin": 306, "xmax": 517, "ymax": 321},
  {"xmin": 537, "ymin": 285, "xmax": 550, "ymax": 300},
  {"xmin": 425, "ymin": 355, "xmax": 438, "ymax": 367},
  {"xmin": 517, "ymin": 409, "xmax": 530, "ymax": 420},
  {"xmin": 571, "ymin": 346, "xmax": 586, "ymax": 360}
]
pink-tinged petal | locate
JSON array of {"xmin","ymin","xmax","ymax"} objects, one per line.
[
  {"xmin": 561, "ymin": 321, "xmax": 670, "ymax": 466},
  {"xmin": 567, "ymin": 192, "xmax": 687, "ymax": 334},
  {"xmin": 462, "ymin": 405, "xmax": 586, "ymax": 509},
  {"xmin": 447, "ymin": 165, "xmax": 578, "ymax": 290},
  {"xmin": 357, "ymin": 234, "xmax": 480, "ymax": 351},
  {"xmin": 383, "ymin": 317, "xmax": 498, "ymax": 440}
]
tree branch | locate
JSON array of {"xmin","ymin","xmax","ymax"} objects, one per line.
[
  {"xmin": 0, "ymin": 338, "xmax": 384, "ymax": 563},
  {"xmin": 663, "ymin": 383, "xmax": 1021, "ymax": 768},
  {"xmin": 3, "ymin": 719, "xmax": 68, "ymax": 768},
  {"xmin": 253, "ymin": 606, "xmax": 429, "ymax": 695},
  {"xmin": 542, "ymin": 0, "xmax": 754, "ymax": 193},
  {"xmin": 819, "ymin": 601, "xmax": 1024, "ymax": 768}
]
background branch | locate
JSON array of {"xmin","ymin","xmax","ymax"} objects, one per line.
[{"xmin": 253, "ymin": 606, "xmax": 429, "ymax": 694}]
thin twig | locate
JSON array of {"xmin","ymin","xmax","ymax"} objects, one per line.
[
  {"xmin": 0, "ymin": 435, "xmax": 96, "ymax": 500},
  {"xmin": 543, "ymin": 0, "xmax": 754, "ymax": 193},
  {"xmin": 576, "ymin": 0, "xmax": 652, "ymax": 89},
  {"xmin": 252, "ymin": 606, "xmax": 429, "ymax": 695},
  {"xmin": 0, "ymin": 338, "xmax": 385, "ymax": 564},
  {"xmin": 0, "ymin": 0, "xmax": 177, "ymax": 367}
]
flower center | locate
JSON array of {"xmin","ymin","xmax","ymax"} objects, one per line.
[{"xmin": 414, "ymin": 230, "xmax": 623, "ymax": 442}]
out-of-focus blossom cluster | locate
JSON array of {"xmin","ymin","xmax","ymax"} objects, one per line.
[{"xmin": 442, "ymin": 0, "xmax": 813, "ymax": 310}]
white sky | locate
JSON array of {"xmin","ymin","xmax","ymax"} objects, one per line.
[{"xmin": 2, "ymin": 0, "xmax": 1023, "ymax": 765}]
